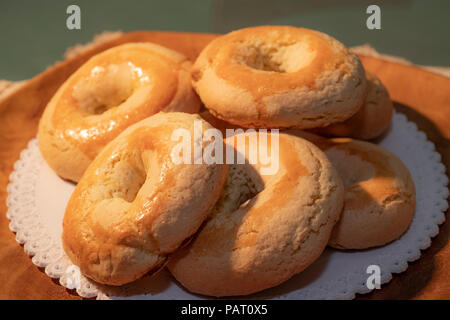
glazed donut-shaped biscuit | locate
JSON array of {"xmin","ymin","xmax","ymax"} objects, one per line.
[
  {"xmin": 168, "ymin": 132, "xmax": 344, "ymax": 296},
  {"xmin": 314, "ymin": 72, "xmax": 393, "ymax": 139},
  {"xmin": 295, "ymin": 132, "xmax": 416, "ymax": 249},
  {"xmin": 62, "ymin": 112, "xmax": 229, "ymax": 286},
  {"xmin": 192, "ymin": 26, "xmax": 367, "ymax": 129},
  {"xmin": 325, "ymin": 138, "xmax": 415, "ymax": 249},
  {"xmin": 39, "ymin": 43, "xmax": 201, "ymax": 182}
]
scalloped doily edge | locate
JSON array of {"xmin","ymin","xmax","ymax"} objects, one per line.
[{"xmin": 5, "ymin": 111, "xmax": 449, "ymax": 299}]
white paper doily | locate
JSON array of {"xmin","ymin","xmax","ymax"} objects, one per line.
[{"xmin": 6, "ymin": 111, "xmax": 449, "ymax": 300}]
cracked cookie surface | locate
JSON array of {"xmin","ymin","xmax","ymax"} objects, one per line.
[
  {"xmin": 323, "ymin": 138, "xmax": 416, "ymax": 249},
  {"xmin": 62, "ymin": 112, "xmax": 228, "ymax": 286},
  {"xmin": 38, "ymin": 42, "xmax": 200, "ymax": 182},
  {"xmin": 314, "ymin": 72, "xmax": 393, "ymax": 140},
  {"xmin": 292, "ymin": 132, "xmax": 416, "ymax": 249},
  {"xmin": 192, "ymin": 25, "xmax": 366, "ymax": 129},
  {"xmin": 168, "ymin": 131, "xmax": 344, "ymax": 297}
]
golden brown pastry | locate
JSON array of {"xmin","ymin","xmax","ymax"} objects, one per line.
[
  {"xmin": 39, "ymin": 42, "xmax": 201, "ymax": 182},
  {"xmin": 168, "ymin": 131, "xmax": 344, "ymax": 296},
  {"xmin": 293, "ymin": 132, "xmax": 416, "ymax": 249},
  {"xmin": 192, "ymin": 25, "xmax": 367, "ymax": 129},
  {"xmin": 325, "ymin": 138, "xmax": 415, "ymax": 249},
  {"xmin": 314, "ymin": 72, "xmax": 393, "ymax": 140},
  {"xmin": 62, "ymin": 112, "xmax": 228, "ymax": 285}
]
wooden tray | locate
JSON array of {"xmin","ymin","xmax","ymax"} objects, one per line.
[{"xmin": 0, "ymin": 31, "xmax": 449, "ymax": 300}]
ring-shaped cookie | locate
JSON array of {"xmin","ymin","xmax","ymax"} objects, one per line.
[
  {"xmin": 324, "ymin": 138, "xmax": 415, "ymax": 249},
  {"xmin": 294, "ymin": 132, "xmax": 416, "ymax": 249},
  {"xmin": 62, "ymin": 113, "xmax": 228, "ymax": 285},
  {"xmin": 168, "ymin": 131, "xmax": 344, "ymax": 296},
  {"xmin": 315, "ymin": 72, "xmax": 393, "ymax": 140},
  {"xmin": 39, "ymin": 43, "xmax": 201, "ymax": 182},
  {"xmin": 192, "ymin": 26, "xmax": 367, "ymax": 129}
]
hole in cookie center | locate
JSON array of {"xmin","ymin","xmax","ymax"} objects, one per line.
[
  {"xmin": 212, "ymin": 164, "xmax": 262, "ymax": 216},
  {"xmin": 237, "ymin": 41, "xmax": 315, "ymax": 73},
  {"xmin": 72, "ymin": 63, "xmax": 139, "ymax": 115},
  {"xmin": 106, "ymin": 150, "xmax": 147, "ymax": 203}
]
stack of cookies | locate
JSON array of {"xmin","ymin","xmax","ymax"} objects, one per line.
[{"xmin": 38, "ymin": 25, "xmax": 416, "ymax": 297}]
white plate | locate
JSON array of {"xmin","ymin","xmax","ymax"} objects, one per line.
[{"xmin": 6, "ymin": 111, "xmax": 449, "ymax": 299}]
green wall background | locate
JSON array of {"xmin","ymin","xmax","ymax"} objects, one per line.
[{"xmin": 1, "ymin": 0, "xmax": 449, "ymax": 81}]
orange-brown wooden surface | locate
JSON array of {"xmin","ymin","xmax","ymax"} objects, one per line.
[{"xmin": 0, "ymin": 31, "xmax": 448, "ymax": 300}]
